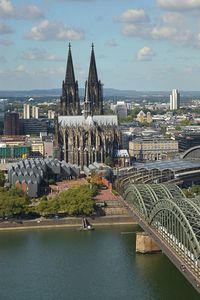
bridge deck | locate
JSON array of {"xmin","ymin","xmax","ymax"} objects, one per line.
[{"xmin": 118, "ymin": 182, "xmax": 200, "ymax": 293}]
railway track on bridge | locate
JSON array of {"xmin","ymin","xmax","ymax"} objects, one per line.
[{"xmin": 117, "ymin": 182, "xmax": 200, "ymax": 293}]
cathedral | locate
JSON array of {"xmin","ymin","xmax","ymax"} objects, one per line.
[{"xmin": 55, "ymin": 44, "xmax": 120, "ymax": 169}]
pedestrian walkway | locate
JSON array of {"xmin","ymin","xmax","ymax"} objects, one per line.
[{"xmin": 94, "ymin": 188, "xmax": 122, "ymax": 202}]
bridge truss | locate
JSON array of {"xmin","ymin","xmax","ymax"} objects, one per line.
[{"xmin": 121, "ymin": 183, "xmax": 200, "ymax": 292}]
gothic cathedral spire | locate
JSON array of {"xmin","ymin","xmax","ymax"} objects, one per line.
[
  {"xmin": 86, "ymin": 43, "xmax": 103, "ymax": 115},
  {"xmin": 60, "ymin": 43, "xmax": 80, "ymax": 115}
]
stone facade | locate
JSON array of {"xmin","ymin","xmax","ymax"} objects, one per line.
[
  {"xmin": 59, "ymin": 117, "xmax": 120, "ymax": 169},
  {"xmin": 60, "ymin": 44, "xmax": 80, "ymax": 116},
  {"xmin": 56, "ymin": 44, "xmax": 120, "ymax": 168}
]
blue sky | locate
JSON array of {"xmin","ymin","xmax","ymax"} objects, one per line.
[{"xmin": 1, "ymin": 0, "xmax": 200, "ymax": 90}]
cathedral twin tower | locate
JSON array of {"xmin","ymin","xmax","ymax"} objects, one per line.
[{"xmin": 60, "ymin": 43, "xmax": 103, "ymax": 116}]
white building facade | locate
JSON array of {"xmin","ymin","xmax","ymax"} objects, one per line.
[{"xmin": 170, "ymin": 89, "xmax": 180, "ymax": 110}]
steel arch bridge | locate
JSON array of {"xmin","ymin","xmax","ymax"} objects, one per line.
[{"xmin": 121, "ymin": 183, "xmax": 200, "ymax": 292}]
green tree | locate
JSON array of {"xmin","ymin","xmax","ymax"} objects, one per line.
[
  {"xmin": 0, "ymin": 171, "xmax": 5, "ymax": 187},
  {"xmin": 59, "ymin": 185, "xmax": 95, "ymax": 216},
  {"xmin": 0, "ymin": 187, "xmax": 29, "ymax": 218},
  {"xmin": 180, "ymin": 119, "xmax": 192, "ymax": 126},
  {"xmin": 105, "ymin": 156, "xmax": 114, "ymax": 167}
]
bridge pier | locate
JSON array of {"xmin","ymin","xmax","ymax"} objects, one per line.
[{"xmin": 136, "ymin": 232, "xmax": 161, "ymax": 254}]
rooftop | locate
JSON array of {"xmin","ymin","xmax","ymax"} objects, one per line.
[
  {"xmin": 58, "ymin": 115, "xmax": 118, "ymax": 127},
  {"xmin": 134, "ymin": 159, "xmax": 200, "ymax": 171}
]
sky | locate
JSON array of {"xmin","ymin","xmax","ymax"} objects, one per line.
[{"xmin": 1, "ymin": 0, "xmax": 200, "ymax": 91}]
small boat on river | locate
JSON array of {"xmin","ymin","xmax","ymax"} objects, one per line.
[{"xmin": 78, "ymin": 218, "xmax": 94, "ymax": 231}]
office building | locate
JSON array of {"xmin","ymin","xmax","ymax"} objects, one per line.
[
  {"xmin": 129, "ymin": 138, "xmax": 179, "ymax": 161},
  {"xmin": 23, "ymin": 104, "xmax": 31, "ymax": 119},
  {"xmin": 32, "ymin": 106, "xmax": 39, "ymax": 119},
  {"xmin": 4, "ymin": 112, "xmax": 20, "ymax": 136},
  {"xmin": 170, "ymin": 89, "xmax": 180, "ymax": 110},
  {"xmin": 48, "ymin": 110, "xmax": 55, "ymax": 119},
  {"xmin": 115, "ymin": 101, "xmax": 127, "ymax": 119}
]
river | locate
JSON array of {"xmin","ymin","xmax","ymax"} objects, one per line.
[{"xmin": 0, "ymin": 225, "xmax": 199, "ymax": 300}]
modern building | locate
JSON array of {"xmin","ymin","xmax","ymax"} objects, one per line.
[
  {"xmin": 175, "ymin": 126, "xmax": 200, "ymax": 152},
  {"xmin": 30, "ymin": 140, "xmax": 45, "ymax": 156},
  {"xmin": 32, "ymin": 106, "xmax": 39, "ymax": 119},
  {"xmin": 129, "ymin": 138, "xmax": 179, "ymax": 161},
  {"xmin": 48, "ymin": 110, "xmax": 55, "ymax": 119},
  {"xmin": 56, "ymin": 44, "xmax": 120, "ymax": 168},
  {"xmin": 20, "ymin": 119, "xmax": 49, "ymax": 136},
  {"xmin": 8, "ymin": 158, "xmax": 80, "ymax": 197},
  {"xmin": 23, "ymin": 104, "xmax": 31, "ymax": 119},
  {"xmin": 170, "ymin": 89, "xmax": 180, "ymax": 110},
  {"xmin": 4, "ymin": 112, "xmax": 20, "ymax": 136},
  {"xmin": 113, "ymin": 101, "xmax": 127, "ymax": 119}
]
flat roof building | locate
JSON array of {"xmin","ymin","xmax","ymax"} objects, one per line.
[
  {"xmin": 129, "ymin": 138, "xmax": 179, "ymax": 161},
  {"xmin": 170, "ymin": 89, "xmax": 180, "ymax": 110},
  {"xmin": 4, "ymin": 112, "xmax": 20, "ymax": 136}
]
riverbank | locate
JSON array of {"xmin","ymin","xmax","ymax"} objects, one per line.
[{"xmin": 0, "ymin": 215, "xmax": 137, "ymax": 231}]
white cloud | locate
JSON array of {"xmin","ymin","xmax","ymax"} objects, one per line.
[
  {"xmin": 0, "ymin": 0, "xmax": 43, "ymax": 19},
  {"xmin": 150, "ymin": 26, "xmax": 177, "ymax": 39},
  {"xmin": 0, "ymin": 0, "xmax": 15, "ymax": 18},
  {"xmin": 115, "ymin": 9, "xmax": 149, "ymax": 23},
  {"xmin": 117, "ymin": 7, "xmax": 195, "ymax": 46},
  {"xmin": 16, "ymin": 64, "xmax": 26, "ymax": 72},
  {"xmin": 0, "ymin": 23, "xmax": 13, "ymax": 34},
  {"xmin": 137, "ymin": 47, "xmax": 155, "ymax": 61},
  {"xmin": 122, "ymin": 24, "xmax": 139, "ymax": 36},
  {"xmin": 122, "ymin": 22, "xmax": 194, "ymax": 44},
  {"xmin": 160, "ymin": 12, "xmax": 186, "ymax": 26},
  {"xmin": 19, "ymin": 5, "xmax": 43, "ymax": 19},
  {"xmin": 25, "ymin": 20, "xmax": 84, "ymax": 41},
  {"xmin": 21, "ymin": 48, "xmax": 65, "ymax": 61},
  {"xmin": 157, "ymin": 0, "xmax": 200, "ymax": 10}
]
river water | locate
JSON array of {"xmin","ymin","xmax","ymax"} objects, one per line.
[{"xmin": 0, "ymin": 225, "xmax": 199, "ymax": 300}]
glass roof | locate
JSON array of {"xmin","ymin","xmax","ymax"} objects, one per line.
[{"xmin": 134, "ymin": 159, "xmax": 200, "ymax": 171}]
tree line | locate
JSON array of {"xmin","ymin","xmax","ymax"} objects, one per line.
[{"xmin": 0, "ymin": 183, "xmax": 99, "ymax": 219}]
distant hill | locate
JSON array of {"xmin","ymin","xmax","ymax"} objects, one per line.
[
  {"xmin": 0, "ymin": 88, "xmax": 139, "ymax": 98},
  {"xmin": 0, "ymin": 88, "xmax": 200, "ymax": 98}
]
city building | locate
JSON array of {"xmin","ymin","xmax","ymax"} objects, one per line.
[
  {"xmin": 4, "ymin": 112, "xmax": 20, "ymax": 136},
  {"xmin": 137, "ymin": 110, "xmax": 146, "ymax": 123},
  {"xmin": 120, "ymin": 159, "xmax": 200, "ymax": 186},
  {"xmin": 30, "ymin": 140, "xmax": 45, "ymax": 156},
  {"xmin": 113, "ymin": 149, "xmax": 130, "ymax": 167},
  {"xmin": 44, "ymin": 141, "xmax": 54, "ymax": 157},
  {"xmin": 129, "ymin": 138, "xmax": 179, "ymax": 161},
  {"xmin": 112, "ymin": 101, "xmax": 127, "ymax": 119},
  {"xmin": 48, "ymin": 110, "xmax": 55, "ymax": 119},
  {"xmin": 20, "ymin": 119, "xmax": 49, "ymax": 136},
  {"xmin": 23, "ymin": 104, "xmax": 31, "ymax": 119},
  {"xmin": 136, "ymin": 110, "xmax": 152, "ymax": 124},
  {"xmin": 8, "ymin": 158, "xmax": 80, "ymax": 197},
  {"xmin": 32, "ymin": 106, "xmax": 39, "ymax": 119},
  {"xmin": 175, "ymin": 126, "xmax": 200, "ymax": 152},
  {"xmin": 170, "ymin": 89, "xmax": 180, "ymax": 110},
  {"xmin": 56, "ymin": 44, "xmax": 120, "ymax": 168},
  {"xmin": 146, "ymin": 112, "xmax": 153, "ymax": 124}
]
